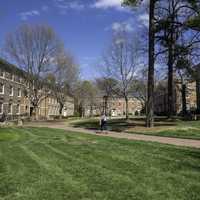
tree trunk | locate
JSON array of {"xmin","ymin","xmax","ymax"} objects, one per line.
[
  {"xmin": 167, "ymin": 44, "xmax": 174, "ymax": 118},
  {"xmin": 59, "ymin": 103, "xmax": 64, "ymax": 119},
  {"xmin": 125, "ymin": 96, "xmax": 129, "ymax": 120},
  {"xmin": 81, "ymin": 104, "xmax": 85, "ymax": 118},
  {"xmin": 181, "ymin": 83, "xmax": 187, "ymax": 116},
  {"xmin": 90, "ymin": 104, "xmax": 93, "ymax": 117},
  {"xmin": 167, "ymin": 11, "xmax": 175, "ymax": 118},
  {"xmin": 105, "ymin": 96, "xmax": 108, "ymax": 116},
  {"xmin": 146, "ymin": 0, "xmax": 155, "ymax": 128},
  {"xmin": 196, "ymin": 79, "xmax": 200, "ymax": 113},
  {"xmin": 34, "ymin": 106, "xmax": 39, "ymax": 121}
]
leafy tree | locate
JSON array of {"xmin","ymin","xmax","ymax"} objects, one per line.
[{"xmin": 154, "ymin": 0, "xmax": 200, "ymax": 117}]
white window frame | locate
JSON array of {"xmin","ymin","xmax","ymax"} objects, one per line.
[
  {"xmin": 9, "ymin": 86, "xmax": 13, "ymax": 96},
  {"xmin": 0, "ymin": 103, "xmax": 3, "ymax": 114},
  {"xmin": 8, "ymin": 103, "xmax": 12, "ymax": 114},
  {"xmin": 0, "ymin": 84, "xmax": 4, "ymax": 94}
]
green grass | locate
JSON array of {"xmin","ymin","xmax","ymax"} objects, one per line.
[
  {"xmin": 0, "ymin": 127, "xmax": 200, "ymax": 199},
  {"xmin": 72, "ymin": 118, "xmax": 200, "ymax": 140}
]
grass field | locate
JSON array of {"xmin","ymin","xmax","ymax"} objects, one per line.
[
  {"xmin": 0, "ymin": 127, "xmax": 200, "ymax": 200},
  {"xmin": 72, "ymin": 117, "xmax": 200, "ymax": 140}
]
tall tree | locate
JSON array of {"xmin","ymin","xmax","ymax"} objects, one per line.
[
  {"xmin": 4, "ymin": 24, "xmax": 62, "ymax": 119},
  {"xmin": 46, "ymin": 50, "xmax": 79, "ymax": 118},
  {"xmin": 95, "ymin": 77, "xmax": 118, "ymax": 115},
  {"xmin": 74, "ymin": 81, "xmax": 98, "ymax": 117},
  {"xmin": 124, "ymin": 0, "xmax": 156, "ymax": 126},
  {"xmin": 103, "ymin": 30, "xmax": 139, "ymax": 119},
  {"xmin": 155, "ymin": 0, "xmax": 199, "ymax": 117}
]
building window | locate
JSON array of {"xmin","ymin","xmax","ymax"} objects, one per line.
[
  {"xmin": 19, "ymin": 78, "xmax": 23, "ymax": 83},
  {"xmin": 0, "ymin": 69, "xmax": 4, "ymax": 77},
  {"xmin": 16, "ymin": 104, "xmax": 20, "ymax": 114},
  {"xmin": 7, "ymin": 72, "xmax": 12, "ymax": 80},
  {"xmin": 8, "ymin": 103, "xmax": 12, "ymax": 114},
  {"xmin": 0, "ymin": 103, "xmax": 3, "ymax": 114},
  {"xmin": 17, "ymin": 88, "xmax": 21, "ymax": 97},
  {"xmin": 9, "ymin": 86, "xmax": 13, "ymax": 96},
  {"xmin": 0, "ymin": 83, "xmax": 4, "ymax": 94},
  {"xmin": 15, "ymin": 75, "xmax": 20, "ymax": 83}
]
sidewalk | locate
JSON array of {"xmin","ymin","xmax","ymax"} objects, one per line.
[{"xmin": 25, "ymin": 121, "xmax": 200, "ymax": 149}]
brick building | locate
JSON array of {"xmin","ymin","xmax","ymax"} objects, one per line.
[
  {"xmin": 108, "ymin": 97, "xmax": 142, "ymax": 116},
  {"xmin": 0, "ymin": 59, "xmax": 28, "ymax": 120},
  {"xmin": 0, "ymin": 58, "xmax": 74, "ymax": 120},
  {"xmin": 154, "ymin": 80, "xmax": 196, "ymax": 115},
  {"xmin": 38, "ymin": 96, "xmax": 74, "ymax": 119},
  {"xmin": 84, "ymin": 96, "xmax": 143, "ymax": 117}
]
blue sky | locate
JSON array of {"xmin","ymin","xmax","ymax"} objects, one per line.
[{"xmin": 0, "ymin": 0, "xmax": 148, "ymax": 79}]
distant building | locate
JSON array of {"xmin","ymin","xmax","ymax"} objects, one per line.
[
  {"xmin": 0, "ymin": 58, "xmax": 74, "ymax": 120},
  {"xmin": 84, "ymin": 96, "xmax": 143, "ymax": 117},
  {"xmin": 154, "ymin": 80, "xmax": 196, "ymax": 115},
  {"xmin": 108, "ymin": 97, "xmax": 142, "ymax": 117}
]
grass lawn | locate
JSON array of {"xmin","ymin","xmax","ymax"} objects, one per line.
[
  {"xmin": 72, "ymin": 117, "xmax": 200, "ymax": 140},
  {"xmin": 0, "ymin": 127, "xmax": 200, "ymax": 200}
]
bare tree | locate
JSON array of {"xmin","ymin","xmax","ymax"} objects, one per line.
[
  {"xmin": 95, "ymin": 77, "xmax": 118, "ymax": 115},
  {"xmin": 103, "ymin": 30, "xmax": 139, "ymax": 119},
  {"xmin": 74, "ymin": 80, "xmax": 97, "ymax": 117},
  {"xmin": 4, "ymin": 24, "xmax": 62, "ymax": 119},
  {"xmin": 124, "ymin": 0, "xmax": 157, "ymax": 127},
  {"xmin": 45, "ymin": 50, "xmax": 79, "ymax": 118}
]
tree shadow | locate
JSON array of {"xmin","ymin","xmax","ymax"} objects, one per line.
[{"xmin": 73, "ymin": 117, "xmax": 178, "ymax": 132}]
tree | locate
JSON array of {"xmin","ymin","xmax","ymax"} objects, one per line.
[
  {"xmin": 103, "ymin": 30, "xmax": 139, "ymax": 119},
  {"xmin": 154, "ymin": 0, "xmax": 200, "ymax": 117},
  {"xmin": 74, "ymin": 81, "xmax": 98, "ymax": 117},
  {"xmin": 95, "ymin": 77, "xmax": 118, "ymax": 115},
  {"xmin": 131, "ymin": 79, "xmax": 147, "ymax": 110},
  {"xmin": 46, "ymin": 50, "xmax": 79, "ymax": 118},
  {"xmin": 124, "ymin": 0, "xmax": 156, "ymax": 126},
  {"xmin": 4, "ymin": 24, "xmax": 62, "ymax": 119}
]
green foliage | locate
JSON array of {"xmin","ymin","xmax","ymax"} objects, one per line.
[
  {"xmin": 187, "ymin": 15, "xmax": 200, "ymax": 31},
  {"xmin": 123, "ymin": 0, "xmax": 141, "ymax": 7}
]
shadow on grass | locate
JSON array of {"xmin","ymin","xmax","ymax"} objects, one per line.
[{"xmin": 72, "ymin": 117, "xmax": 177, "ymax": 132}]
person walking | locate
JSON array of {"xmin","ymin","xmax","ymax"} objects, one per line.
[{"xmin": 100, "ymin": 114, "xmax": 107, "ymax": 133}]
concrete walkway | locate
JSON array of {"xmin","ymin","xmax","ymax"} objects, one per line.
[{"xmin": 25, "ymin": 121, "xmax": 200, "ymax": 149}]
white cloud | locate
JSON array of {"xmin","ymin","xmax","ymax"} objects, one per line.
[
  {"xmin": 54, "ymin": 0, "xmax": 85, "ymax": 13},
  {"xmin": 19, "ymin": 10, "xmax": 40, "ymax": 20},
  {"xmin": 138, "ymin": 13, "xmax": 149, "ymax": 27},
  {"xmin": 111, "ymin": 21, "xmax": 134, "ymax": 32},
  {"xmin": 92, "ymin": 0, "xmax": 122, "ymax": 9},
  {"xmin": 42, "ymin": 5, "xmax": 49, "ymax": 12},
  {"xmin": 91, "ymin": 0, "xmax": 129, "ymax": 11},
  {"xmin": 69, "ymin": 2, "xmax": 85, "ymax": 10},
  {"xmin": 106, "ymin": 9, "xmax": 149, "ymax": 33}
]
